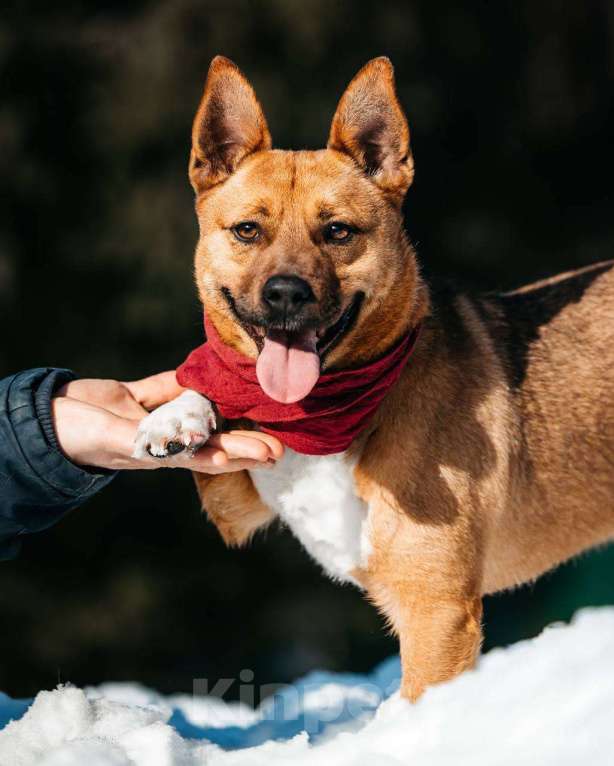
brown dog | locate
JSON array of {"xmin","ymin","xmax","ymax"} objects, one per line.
[{"xmin": 134, "ymin": 56, "xmax": 614, "ymax": 701}]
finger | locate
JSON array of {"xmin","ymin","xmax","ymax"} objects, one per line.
[
  {"xmin": 191, "ymin": 445, "xmax": 229, "ymax": 466},
  {"xmin": 124, "ymin": 371, "xmax": 185, "ymax": 411},
  {"xmin": 131, "ymin": 442, "xmax": 275, "ymax": 474},
  {"xmin": 206, "ymin": 433, "xmax": 273, "ymax": 462},
  {"xmin": 193, "ymin": 457, "xmax": 275, "ymax": 474},
  {"xmin": 215, "ymin": 430, "xmax": 285, "ymax": 460},
  {"xmin": 55, "ymin": 379, "xmax": 148, "ymax": 420},
  {"xmin": 187, "ymin": 447, "xmax": 273, "ymax": 474},
  {"xmin": 235, "ymin": 430, "xmax": 285, "ymax": 459},
  {"xmin": 191, "ymin": 434, "xmax": 270, "ymax": 468},
  {"xmin": 150, "ymin": 445, "xmax": 226, "ymax": 469}
]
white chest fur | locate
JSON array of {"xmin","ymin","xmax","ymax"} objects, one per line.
[{"xmin": 249, "ymin": 449, "xmax": 372, "ymax": 586}]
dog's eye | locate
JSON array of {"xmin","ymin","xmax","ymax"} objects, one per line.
[
  {"xmin": 232, "ymin": 222, "xmax": 261, "ymax": 243},
  {"xmin": 324, "ymin": 222, "xmax": 354, "ymax": 244}
]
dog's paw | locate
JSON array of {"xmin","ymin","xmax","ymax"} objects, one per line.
[{"xmin": 133, "ymin": 390, "xmax": 216, "ymax": 459}]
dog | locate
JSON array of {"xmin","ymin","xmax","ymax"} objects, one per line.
[{"xmin": 134, "ymin": 56, "xmax": 614, "ymax": 701}]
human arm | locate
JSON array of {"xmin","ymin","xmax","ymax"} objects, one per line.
[
  {"xmin": 0, "ymin": 368, "xmax": 282, "ymax": 560},
  {"xmin": 0, "ymin": 368, "xmax": 115, "ymax": 560}
]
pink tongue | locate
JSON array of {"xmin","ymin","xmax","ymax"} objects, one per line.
[{"xmin": 256, "ymin": 329, "xmax": 320, "ymax": 403}]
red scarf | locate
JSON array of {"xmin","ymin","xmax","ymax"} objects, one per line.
[{"xmin": 176, "ymin": 317, "xmax": 421, "ymax": 456}]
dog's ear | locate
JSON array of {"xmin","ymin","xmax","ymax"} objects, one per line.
[
  {"xmin": 189, "ymin": 56, "xmax": 272, "ymax": 193},
  {"xmin": 328, "ymin": 57, "xmax": 413, "ymax": 201}
]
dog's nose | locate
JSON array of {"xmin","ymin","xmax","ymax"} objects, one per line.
[{"xmin": 262, "ymin": 275, "xmax": 315, "ymax": 318}]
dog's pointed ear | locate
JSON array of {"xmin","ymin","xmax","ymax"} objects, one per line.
[
  {"xmin": 189, "ymin": 56, "xmax": 272, "ymax": 193},
  {"xmin": 328, "ymin": 57, "xmax": 414, "ymax": 201}
]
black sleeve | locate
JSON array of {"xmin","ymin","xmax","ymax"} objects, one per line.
[{"xmin": 0, "ymin": 368, "xmax": 117, "ymax": 560}]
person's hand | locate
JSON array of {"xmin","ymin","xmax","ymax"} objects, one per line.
[
  {"xmin": 56, "ymin": 372, "xmax": 182, "ymax": 420},
  {"xmin": 52, "ymin": 374, "xmax": 283, "ymax": 473}
]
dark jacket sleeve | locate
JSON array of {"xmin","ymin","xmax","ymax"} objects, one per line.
[{"xmin": 0, "ymin": 368, "xmax": 117, "ymax": 560}]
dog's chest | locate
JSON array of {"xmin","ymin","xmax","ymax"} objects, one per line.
[{"xmin": 249, "ymin": 449, "xmax": 372, "ymax": 586}]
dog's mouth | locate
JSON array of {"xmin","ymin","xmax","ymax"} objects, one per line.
[{"xmin": 221, "ymin": 289, "xmax": 364, "ymax": 403}]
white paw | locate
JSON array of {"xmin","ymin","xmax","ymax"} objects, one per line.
[{"xmin": 133, "ymin": 390, "xmax": 216, "ymax": 459}]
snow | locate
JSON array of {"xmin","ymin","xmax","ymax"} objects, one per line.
[{"xmin": 1, "ymin": 607, "xmax": 613, "ymax": 765}]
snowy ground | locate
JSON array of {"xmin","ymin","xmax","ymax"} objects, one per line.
[{"xmin": 1, "ymin": 607, "xmax": 613, "ymax": 765}]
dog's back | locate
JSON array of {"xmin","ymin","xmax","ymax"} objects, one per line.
[
  {"xmin": 481, "ymin": 261, "xmax": 614, "ymax": 588},
  {"xmin": 365, "ymin": 261, "xmax": 614, "ymax": 595}
]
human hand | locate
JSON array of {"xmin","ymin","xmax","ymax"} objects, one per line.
[{"xmin": 52, "ymin": 374, "xmax": 283, "ymax": 473}]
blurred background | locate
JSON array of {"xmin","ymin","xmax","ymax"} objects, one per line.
[{"xmin": 1, "ymin": 0, "xmax": 614, "ymax": 700}]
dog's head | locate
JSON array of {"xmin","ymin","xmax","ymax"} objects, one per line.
[{"xmin": 189, "ymin": 56, "xmax": 426, "ymax": 403}]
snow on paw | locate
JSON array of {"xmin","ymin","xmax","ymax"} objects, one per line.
[{"xmin": 132, "ymin": 391, "xmax": 216, "ymax": 459}]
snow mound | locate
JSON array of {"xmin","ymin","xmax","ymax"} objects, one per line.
[{"xmin": 1, "ymin": 607, "xmax": 613, "ymax": 765}]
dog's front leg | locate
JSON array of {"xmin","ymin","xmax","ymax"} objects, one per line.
[
  {"xmin": 369, "ymin": 563, "xmax": 483, "ymax": 701},
  {"xmin": 194, "ymin": 470, "xmax": 275, "ymax": 547},
  {"xmin": 359, "ymin": 485, "xmax": 483, "ymax": 701},
  {"xmin": 131, "ymin": 391, "xmax": 275, "ymax": 544},
  {"xmin": 390, "ymin": 588, "xmax": 482, "ymax": 701}
]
